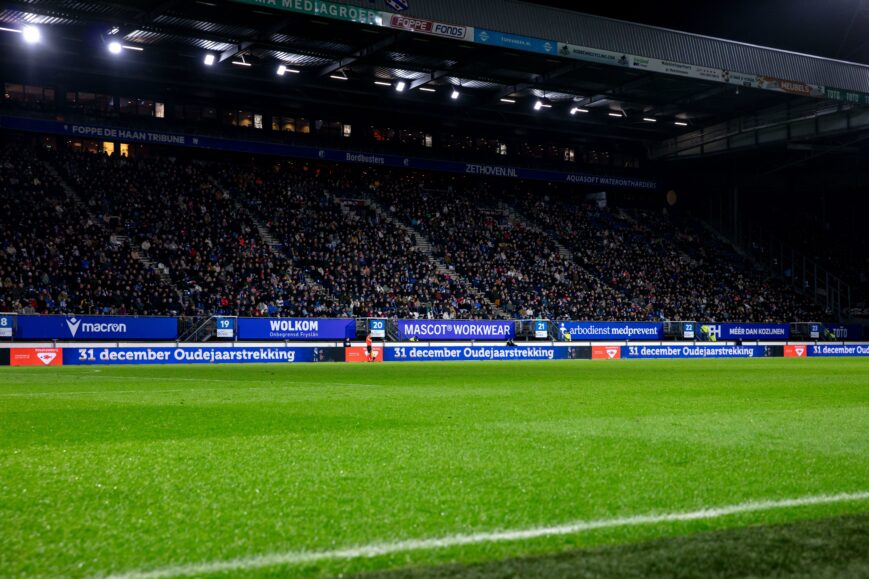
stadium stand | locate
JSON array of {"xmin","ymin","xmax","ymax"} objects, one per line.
[
  {"xmin": 511, "ymin": 194, "xmax": 826, "ymax": 323},
  {"xmin": 0, "ymin": 143, "xmax": 173, "ymax": 315},
  {"xmin": 0, "ymin": 143, "xmax": 833, "ymax": 322},
  {"xmin": 214, "ymin": 161, "xmax": 497, "ymax": 319}
]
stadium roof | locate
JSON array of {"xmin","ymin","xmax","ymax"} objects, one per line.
[{"xmin": 1, "ymin": 0, "xmax": 868, "ymax": 154}]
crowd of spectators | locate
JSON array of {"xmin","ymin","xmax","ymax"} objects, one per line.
[
  {"xmin": 0, "ymin": 142, "xmax": 834, "ymax": 323},
  {"xmin": 368, "ymin": 173, "xmax": 638, "ymax": 320},
  {"xmin": 0, "ymin": 143, "xmax": 172, "ymax": 315},
  {"xmin": 513, "ymin": 194, "xmax": 826, "ymax": 322},
  {"xmin": 54, "ymin": 151, "xmax": 335, "ymax": 317},
  {"xmin": 215, "ymin": 162, "xmax": 496, "ymax": 319}
]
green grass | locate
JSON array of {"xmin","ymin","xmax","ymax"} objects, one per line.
[{"xmin": 1, "ymin": 359, "xmax": 868, "ymax": 578}]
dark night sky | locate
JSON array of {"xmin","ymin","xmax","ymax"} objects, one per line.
[{"xmin": 522, "ymin": 0, "xmax": 869, "ymax": 64}]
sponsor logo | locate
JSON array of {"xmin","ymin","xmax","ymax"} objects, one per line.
[
  {"xmin": 385, "ymin": 0, "xmax": 408, "ymax": 12},
  {"xmin": 65, "ymin": 317, "xmax": 129, "ymax": 337},
  {"xmin": 465, "ymin": 164, "xmax": 518, "ymax": 177},
  {"xmin": 592, "ymin": 345, "xmax": 621, "ymax": 360},
  {"xmin": 346, "ymin": 346, "xmax": 382, "ymax": 363},
  {"xmin": 400, "ymin": 321, "xmax": 512, "ymax": 339},
  {"xmin": 785, "ymin": 344, "xmax": 807, "ymax": 358},
  {"xmin": 66, "ymin": 317, "xmax": 81, "ymax": 337},
  {"xmin": 391, "ymin": 15, "xmax": 432, "ymax": 32},
  {"xmin": 11, "ymin": 348, "xmax": 63, "ymax": 366},
  {"xmin": 389, "ymin": 15, "xmax": 467, "ymax": 38},
  {"xmin": 269, "ymin": 319, "xmax": 319, "ymax": 333},
  {"xmin": 479, "ymin": 30, "xmax": 489, "ymax": 42}
]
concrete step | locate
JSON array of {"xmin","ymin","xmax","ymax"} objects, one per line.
[
  {"xmin": 360, "ymin": 196, "xmax": 511, "ymax": 320},
  {"xmin": 40, "ymin": 159, "xmax": 183, "ymax": 299}
]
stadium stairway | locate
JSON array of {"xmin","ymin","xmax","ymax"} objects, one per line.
[
  {"xmin": 206, "ymin": 175, "xmax": 331, "ymax": 297},
  {"xmin": 499, "ymin": 199, "xmax": 650, "ymax": 316},
  {"xmin": 40, "ymin": 158, "xmax": 181, "ymax": 295},
  {"xmin": 356, "ymin": 196, "xmax": 511, "ymax": 320}
]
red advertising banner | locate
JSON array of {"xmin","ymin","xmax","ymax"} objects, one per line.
[
  {"xmin": 345, "ymin": 346, "xmax": 383, "ymax": 363},
  {"xmin": 10, "ymin": 348, "xmax": 63, "ymax": 366},
  {"xmin": 591, "ymin": 345, "xmax": 622, "ymax": 360},
  {"xmin": 784, "ymin": 344, "xmax": 808, "ymax": 358}
]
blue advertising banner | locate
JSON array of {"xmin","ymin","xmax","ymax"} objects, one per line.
[
  {"xmin": 808, "ymin": 344, "xmax": 869, "ymax": 357},
  {"xmin": 15, "ymin": 315, "xmax": 177, "ymax": 340},
  {"xmin": 704, "ymin": 323, "xmax": 790, "ymax": 341},
  {"xmin": 236, "ymin": 318, "xmax": 355, "ymax": 340},
  {"xmin": 474, "ymin": 28, "xmax": 557, "ymax": 55},
  {"xmin": 557, "ymin": 321, "xmax": 663, "ymax": 340},
  {"xmin": 622, "ymin": 345, "xmax": 769, "ymax": 358},
  {"xmin": 0, "ymin": 314, "xmax": 13, "ymax": 338},
  {"xmin": 63, "ymin": 346, "xmax": 315, "ymax": 365},
  {"xmin": 0, "ymin": 117, "xmax": 657, "ymax": 191},
  {"xmin": 823, "ymin": 324, "xmax": 864, "ymax": 340},
  {"xmin": 385, "ymin": 345, "xmax": 572, "ymax": 362},
  {"xmin": 397, "ymin": 320, "xmax": 515, "ymax": 340}
]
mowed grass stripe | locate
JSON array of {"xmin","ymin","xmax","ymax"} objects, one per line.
[
  {"xmin": 104, "ymin": 491, "xmax": 869, "ymax": 579},
  {"xmin": 1, "ymin": 359, "xmax": 867, "ymax": 577},
  {"xmin": 356, "ymin": 513, "xmax": 869, "ymax": 579}
]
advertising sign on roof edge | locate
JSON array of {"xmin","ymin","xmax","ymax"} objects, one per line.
[
  {"xmin": 384, "ymin": 14, "xmax": 473, "ymax": 41},
  {"xmin": 232, "ymin": 0, "xmax": 382, "ymax": 25},
  {"xmin": 230, "ymin": 2, "xmax": 840, "ymax": 104}
]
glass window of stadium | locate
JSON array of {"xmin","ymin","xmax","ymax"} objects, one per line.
[
  {"xmin": 120, "ymin": 97, "xmax": 155, "ymax": 116},
  {"xmin": 66, "ymin": 91, "xmax": 114, "ymax": 112},
  {"xmin": 272, "ymin": 116, "xmax": 296, "ymax": 132},
  {"xmin": 236, "ymin": 110, "xmax": 254, "ymax": 127},
  {"xmin": 66, "ymin": 139, "xmax": 102, "ymax": 154},
  {"xmin": 4, "ymin": 83, "xmax": 54, "ymax": 107}
]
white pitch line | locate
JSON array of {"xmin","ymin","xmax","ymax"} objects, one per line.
[{"xmin": 102, "ymin": 490, "xmax": 869, "ymax": 579}]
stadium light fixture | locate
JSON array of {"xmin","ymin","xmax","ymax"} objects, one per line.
[
  {"xmin": 373, "ymin": 80, "xmax": 392, "ymax": 86},
  {"xmin": 608, "ymin": 112, "xmax": 622, "ymax": 118},
  {"xmin": 674, "ymin": 121, "xmax": 688, "ymax": 126},
  {"xmin": 499, "ymin": 98, "xmax": 516, "ymax": 104},
  {"xmin": 570, "ymin": 107, "xmax": 588, "ymax": 115},
  {"xmin": 203, "ymin": 53, "xmax": 216, "ymax": 66},
  {"xmin": 108, "ymin": 40, "xmax": 122, "ymax": 54},
  {"xmin": 534, "ymin": 100, "xmax": 543, "ymax": 111},
  {"xmin": 643, "ymin": 117, "xmax": 657, "ymax": 122},
  {"xmin": 232, "ymin": 58, "xmax": 252, "ymax": 67},
  {"xmin": 395, "ymin": 80, "xmax": 406, "ymax": 92},
  {"xmin": 22, "ymin": 25, "xmax": 41, "ymax": 44},
  {"xmin": 122, "ymin": 45, "xmax": 143, "ymax": 51},
  {"xmin": 419, "ymin": 86, "xmax": 436, "ymax": 92},
  {"xmin": 277, "ymin": 64, "xmax": 287, "ymax": 76},
  {"xmin": 451, "ymin": 88, "xmax": 460, "ymax": 99},
  {"xmin": 330, "ymin": 70, "xmax": 349, "ymax": 80}
]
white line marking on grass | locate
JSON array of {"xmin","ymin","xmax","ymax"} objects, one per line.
[{"xmin": 103, "ymin": 490, "xmax": 869, "ymax": 579}]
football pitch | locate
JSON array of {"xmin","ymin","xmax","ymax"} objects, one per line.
[{"xmin": 2, "ymin": 359, "xmax": 868, "ymax": 578}]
